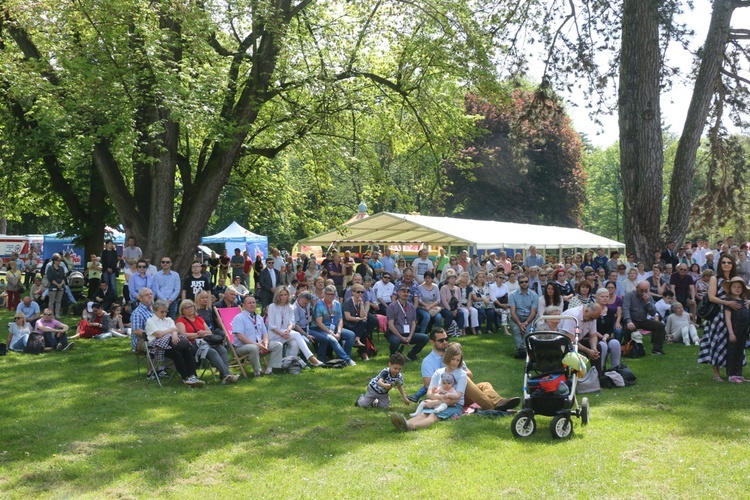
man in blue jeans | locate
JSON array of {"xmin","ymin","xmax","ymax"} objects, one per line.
[{"xmin": 386, "ymin": 283, "xmax": 429, "ymax": 361}]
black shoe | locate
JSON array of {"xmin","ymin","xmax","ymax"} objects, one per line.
[
  {"xmin": 652, "ymin": 350, "xmax": 665, "ymax": 355},
  {"xmin": 513, "ymin": 350, "xmax": 527, "ymax": 359},
  {"xmin": 494, "ymin": 397, "xmax": 521, "ymax": 411},
  {"xmin": 407, "ymin": 394, "xmax": 420, "ymax": 404}
]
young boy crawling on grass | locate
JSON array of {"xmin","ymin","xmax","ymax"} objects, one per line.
[{"xmin": 355, "ymin": 353, "xmax": 411, "ymax": 409}]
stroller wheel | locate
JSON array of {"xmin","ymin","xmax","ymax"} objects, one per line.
[
  {"xmin": 511, "ymin": 412, "xmax": 536, "ymax": 438},
  {"xmin": 581, "ymin": 397, "xmax": 590, "ymax": 426},
  {"xmin": 550, "ymin": 414, "xmax": 573, "ymax": 439}
]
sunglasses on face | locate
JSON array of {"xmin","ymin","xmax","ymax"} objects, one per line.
[
  {"xmin": 519, "ymin": 280, "xmax": 529, "ymax": 284},
  {"xmin": 435, "ymin": 338, "xmax": 448, "ymax": 343}
]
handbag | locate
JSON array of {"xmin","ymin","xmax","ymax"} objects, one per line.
[
  {"xmin": 697, "ymin": 295, "xmax": 719, "ymax": 322},
  {"xmin": 204, "ymin": 332, "xmax": 225, "ymax": 346}
]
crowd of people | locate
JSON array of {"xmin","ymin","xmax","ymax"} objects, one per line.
[{"xmin": 5, "ymin": 236, "xmax": 750, "ymax": 420}]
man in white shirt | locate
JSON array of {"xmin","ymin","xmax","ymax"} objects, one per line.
[
  {"xmin": 489, "ymin": 272, "xmax": 510, "ymax": 332},
  {"xmin": 412, "ymin": 248, "xmax": 434, "ymax": 285},
  {"xmin": 372, "ymin": 272, "xmax": 395, "ymax": 315}
]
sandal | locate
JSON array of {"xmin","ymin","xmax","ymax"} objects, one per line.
[{"xmin": 713, "ymin": 375, "xmax": 724, "ymax": 382}]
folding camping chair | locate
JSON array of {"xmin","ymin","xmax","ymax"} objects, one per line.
[
  {"xmin": 214, "ymin": 306, "xmax": 249, "ymax": 379},
  {"xmin": 132, "ymin": 331, "xmax": 176, "ymax": 388}
]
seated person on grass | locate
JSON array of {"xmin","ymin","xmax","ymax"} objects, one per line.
[
  {"xmin": 407, "ymin": 327, "xmax": 520, "ymax": 411},
  {"xmin": 36, "ymin": 308, "xmax": 73, "ymax": 351},
  {"xmin": 355, "ymin": 352, "xmax": 410, "ymax": 409},
  {"xmin": 390, "ymin": 342, "xmax": 466, "ymax": 432},
  {"xmin": 665, "ymin": 302, "xmax": 699, "ymax": 346},
  {"xmin": 16, "ymin": 295, "xmax": 41, "ymax": 328}
]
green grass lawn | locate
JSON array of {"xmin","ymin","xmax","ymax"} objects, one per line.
[{"xmin": 1, "ymin": 307, "xmax": 749, "ymax": 498}]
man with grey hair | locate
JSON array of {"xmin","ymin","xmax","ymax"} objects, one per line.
[
  {"xmin": 524, "ymin": 246, "xmax": 545, "ymax": 269},
  {"xmin": 232, "ymin": 295, "xmax": 282, "ymax": 376},
  {"xmin": 622, "ymin": 280, "xmax": 666, "ymax": 355},
  {"xmin": 558, "ymin": 302, "xmax": 603, "ymax": 362}
]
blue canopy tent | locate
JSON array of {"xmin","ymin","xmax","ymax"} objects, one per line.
[{"xmin": 201, "ymin": 222, "xmax": 268, "ymax": 260}]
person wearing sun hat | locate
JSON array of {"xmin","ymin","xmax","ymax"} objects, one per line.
[{"xmin": 721, "ymin": 276, "xmax": 750, "ymax": 383}]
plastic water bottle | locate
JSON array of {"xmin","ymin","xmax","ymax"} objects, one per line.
[{"xmin": 557, "ymin": 383, "xmax": 570, "ymax": 396}]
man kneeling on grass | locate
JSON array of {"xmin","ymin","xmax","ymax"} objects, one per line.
[{"xmin": 355, "ymin": 353, "xmax": 411, "ymax": 409}]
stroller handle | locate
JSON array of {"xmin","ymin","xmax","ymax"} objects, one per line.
[{"xmin": 534, "ymin": 314, "xmax": 579, "ymax": 328}]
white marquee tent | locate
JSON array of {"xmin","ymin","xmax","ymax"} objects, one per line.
[{"xmin": 298, "ymin": 212, "xmax": 624, "ymax": 253}]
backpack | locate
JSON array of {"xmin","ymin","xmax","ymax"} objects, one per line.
[
  {"xmin": 614, "ymin": 364, "xmax": 637, "ymax": 385},
  {"xmin": 623, "ymin": 340, "xmax": 645, "ymax": 359},
  {"xmin": 322, "ymin": 358, "xmax": 348, "ymax": 369},
  {"xmin": 280, "ymin": 356, "xmax": 306, "ymax": 375},
  {"xmin": 24, "ymin": 332, "xmax": 46, "ymax": 355}
]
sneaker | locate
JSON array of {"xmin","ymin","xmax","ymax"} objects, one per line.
[
  {"xmin": 355, "ymin": 395, "xmax": 363, "ymax": 407},
  {"xmin": 56, "ymin": 343, "xmax": 64, "ymax": 351},
  {"xmin": 63, "ymin": 342, "xmax": 75, "ymax": 351},
  {"xmin": 184, "ymin": 376, "xmax": 204, "ymax": 387},
  {"xmin": 513, "ymin": 349, "xmax": 527, "ymax": 359},
  {"xmin": 390, "ymin": 412, "xmax": 409, "ymax": 432},
  {"xmin": 147, "ymin": 372, "xmax": 157, "ymax": 380},
  {"xmin": 222, "ymin": 374, "xmax": 239, "ymax": 385},
  {"xmin": 652, "ymin": 350, "xmax": 665, "ymax": 355},
  {"xmin": 347, "ymin": 360, "xmax": 357, "ymax": 367},
  {"xmin": 157, "ymin": 370, "xmax": 169, "ymax": 378},
  {"xmin": 728, "ymin": 376, "xmax": 744, "ymax": 383},
  {"xmin": 372, "ymin": 399, "xmax": 379, "ymax": 408},
  {"xmin": 406, "ymin": 394, "xmax": 420, "ymax": 404},
  {"xmin": 494, "ymin": 397, "xmax": 521, "ymax": 411}
]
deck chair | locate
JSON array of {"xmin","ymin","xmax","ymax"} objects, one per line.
[{"xmin": 214, "ymin": 306, "xmax": 249, "ymax": 379}]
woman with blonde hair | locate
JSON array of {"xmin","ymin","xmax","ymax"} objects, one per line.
[
  {"xmin": 267, "ymin": 287, "xmax": 324, "ymax": 366},
  {"xmin": 176, "ymin": 299, "xmax": 239, "ymax": 384}
]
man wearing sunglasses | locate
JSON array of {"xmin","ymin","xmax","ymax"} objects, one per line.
[
  {"xmin": 509, "ymin": 275, "xmax": 539, "ymax": 359},
  {"xmin": 406, "ymin": 328, "xmax": 519, "ymax": 411},
  {"xmin": 129, "ymin": 259, "xmax": 154, "ymax": 303},
  {"xmin": 153, "ymin": 257, "xmax": 181, "ymax": 318}
]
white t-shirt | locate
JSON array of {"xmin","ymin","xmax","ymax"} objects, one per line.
[
  {"xmin": 558, "ymin": 305, "xmax": 597, "ymax": 340},
  {"xmin": 413, "ymin": 258, "xmax": 434, "ymax": 284}
]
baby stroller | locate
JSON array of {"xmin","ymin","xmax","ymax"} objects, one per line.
[
  {"xmin": 510, "ymin": 315, "xmax": 590, "ymax": 439},
  {"xmin": 67, "ymin": 271, "xmax": 86, "ymax": 300}
]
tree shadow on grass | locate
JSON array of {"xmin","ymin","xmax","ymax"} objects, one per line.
[{"xmin": 2, "ymin": 334, "xmax": 746, "ymax": 496}]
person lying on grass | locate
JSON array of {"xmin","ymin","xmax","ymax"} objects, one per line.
[
  {"xmin": 355, "ymin": 352, "xmax": 410, "ymax": 409},
  {"xmin": 390, "ymin": 342, "xmax": 466, "ymax": 432}
]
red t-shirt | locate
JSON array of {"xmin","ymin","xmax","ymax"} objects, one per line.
[
  {"xmin": 243, "ymin": 257, "xmax": 252, "ymax": 274},
  {"xmin": 176, "ymin": 315, "xmax": 208, "ymax": 342}
]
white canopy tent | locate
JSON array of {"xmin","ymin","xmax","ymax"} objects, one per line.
[{"xmin": 298, "ymin": 212, "xmax": 624, "ymax": 255}]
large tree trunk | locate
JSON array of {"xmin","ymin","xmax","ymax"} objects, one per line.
[
  {"xmin": 618, "ymin": 0, "xmax": 664, "ymax": 264},
  {"xmin": 664, "ymin": 0, "xmax": 736, "ymax": 244}
]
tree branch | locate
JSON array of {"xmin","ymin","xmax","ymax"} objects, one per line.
[{"xmin": 721, "ymin": 67, "xmax": 750, "ymax": 85}]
